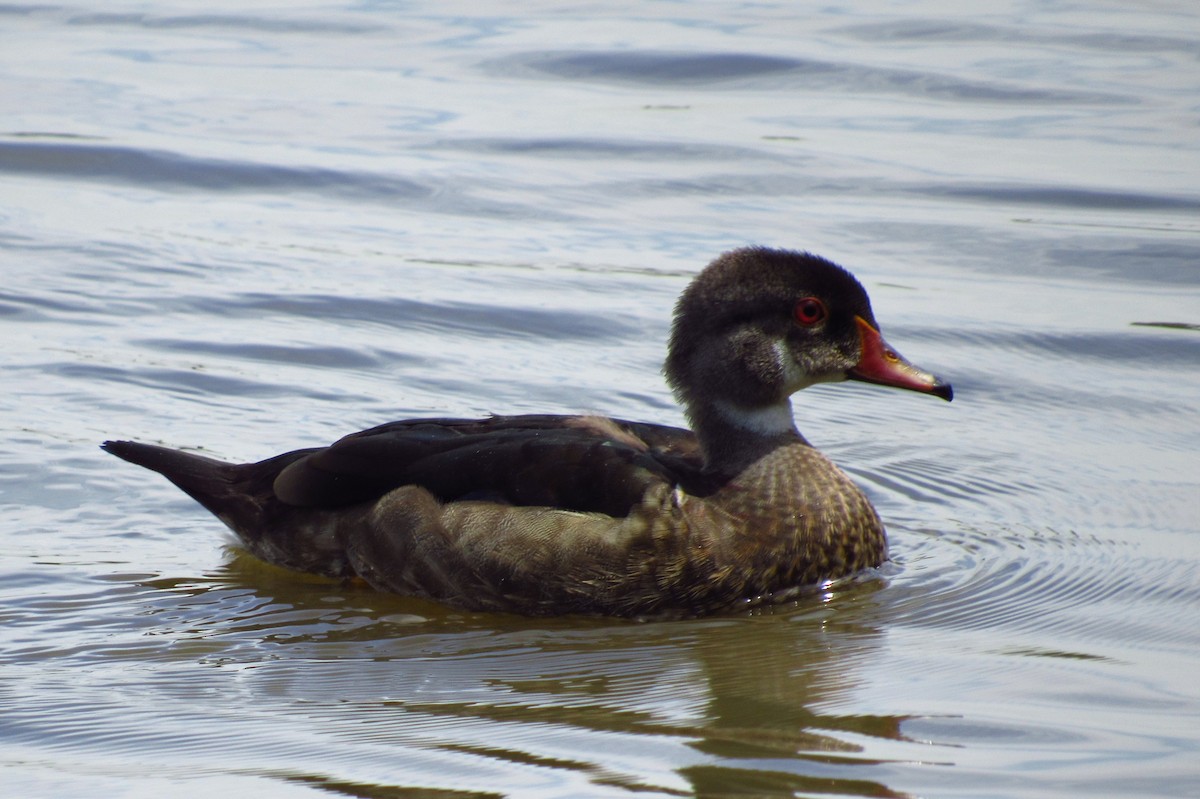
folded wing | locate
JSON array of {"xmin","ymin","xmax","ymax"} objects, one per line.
[{"xmin": 272, "ymin": 414, "xmax": 707, "ymax": 518}]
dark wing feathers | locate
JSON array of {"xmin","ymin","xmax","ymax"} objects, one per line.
[{"xmin": 272, "ymin": 414, "xmax": 705, "ymax": 517}]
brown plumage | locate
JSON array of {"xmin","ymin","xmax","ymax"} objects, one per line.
[{"xmin": 103, "ymin": 247, "xmax": 952, "ymax": 617}]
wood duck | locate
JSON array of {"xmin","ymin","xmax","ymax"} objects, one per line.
[{"xmin": 104, "ymin": 247, "xmax": 951, "ymax": 617}]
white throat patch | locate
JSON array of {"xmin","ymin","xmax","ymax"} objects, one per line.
[{"xmin": 713, "ymin": 399, "xmax": 797, "ymax": 436}]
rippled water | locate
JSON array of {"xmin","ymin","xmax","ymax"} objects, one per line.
[{"xmin": 3, "ymin": 1, "xmax": 1199, "ymax": 797}]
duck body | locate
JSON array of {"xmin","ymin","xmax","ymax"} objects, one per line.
[
  {"xmin": 104, "ymin": 415, "xmax": 881, "ymax": 616},
  {"xmin": 104, "ymin": 247, "xmax": 951, "ymax": 617}
]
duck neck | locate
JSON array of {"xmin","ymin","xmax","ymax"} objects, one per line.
[{"xmin": 689, "ymin": 398, "xmax": 806, "ymax": 474}]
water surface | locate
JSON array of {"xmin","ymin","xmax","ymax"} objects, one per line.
[{"xmin": 2, "ymin": 2, "xmax": 1198, "ymax": 797}]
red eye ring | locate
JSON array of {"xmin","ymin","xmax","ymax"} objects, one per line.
[{"xmin": 793, "ymin": 297, "xmax": 827, "ymax": 326}]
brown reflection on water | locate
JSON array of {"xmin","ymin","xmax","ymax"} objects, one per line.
[
  {"xmin": 137, "ymin": 551, "xmax": 916, "ymax": 797},
  {"xmin": 678, "ymin": 597, "xmax": 910, "ymax": 798}
]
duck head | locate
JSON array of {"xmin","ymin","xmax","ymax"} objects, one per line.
[{"xmin": 665, "ymin": 247, "xmax": 951, "ymax": 466}]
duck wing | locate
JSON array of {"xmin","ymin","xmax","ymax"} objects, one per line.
[{"xmin": 272, "ymin": 414, "xmax": 708, "ymax": 518}]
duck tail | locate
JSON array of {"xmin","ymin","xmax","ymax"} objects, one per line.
[{"xmin": 101, "ymin": 440, "xmax": 239, "ymax": 518}]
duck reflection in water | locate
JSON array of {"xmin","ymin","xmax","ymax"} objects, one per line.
[{"xmin": 153, "ymin": 554, "xmax": 911, "ymax": 797}]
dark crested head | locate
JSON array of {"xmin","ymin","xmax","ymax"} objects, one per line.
[{"xmin": 665, "ymin": 247, "xmax": 951, "ymax": 438}]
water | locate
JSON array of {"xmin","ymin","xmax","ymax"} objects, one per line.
[{"xmin": 3, "ymin": 1, "xmax": 1199, "ymax": 796}]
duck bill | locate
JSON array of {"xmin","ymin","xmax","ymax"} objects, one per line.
[{"xmin": 847, "ymin": 316, "xmax": 953, "ymax": 401}]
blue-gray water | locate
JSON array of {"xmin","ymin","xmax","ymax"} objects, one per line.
[{"xmin": 2, "ymin": 2, "xmax": 1199, "ymax": 797}]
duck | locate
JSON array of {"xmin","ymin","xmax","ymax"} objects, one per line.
[{"xmin": 103, "ymin": 247, "xmax": 951, "ymax": 617}]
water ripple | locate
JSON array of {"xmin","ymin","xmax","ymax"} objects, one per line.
[
  {"xmin": 487, "ymin": 50, "xmax": 1133, "ymax": 103},
  {"xmin": 66, "ymin": 11, "xmax": 381, "ymax": 35},
  {"xmin": 425, "ymin": 136, "xmax": 767, "ymax": 163},
  {"xmin": 188, "ymin": 292, "xmax": 645, "ymax": 341},
  {"xmin": 837, "ymin": 18, "xmax": 1200, "ymax": 58},
  {"xmin": 0, "ymin": 141, "xmax": 429, "ymax": 199},
  {"xmin": 883, "ymin": 524, "xmax": 1200, "ymax": 647}
]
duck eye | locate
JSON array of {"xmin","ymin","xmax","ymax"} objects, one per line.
[{"xmin": 793, "ymin": 297, "xmax": 827, "ymax": 326}]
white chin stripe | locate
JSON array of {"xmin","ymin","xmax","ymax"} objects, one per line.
[{"xmin": 773, "ymin": 339, "xmax": 825, "ymax": 393}]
